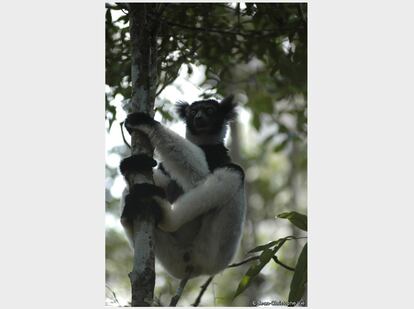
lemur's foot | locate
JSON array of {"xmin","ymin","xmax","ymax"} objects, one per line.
[
  {"xmin": 125, "ymin": 112, "xmax": 159, "ymax": 134},
  {"xmin": 121, "ymin": 183, "xmax": 165, "ymax": 223},
  {"xmin": 120, "ymin": 154, "xmax": 157, "ymax": 176},
  {"xmin": 120, "ymin": 154, "xmax": 163, "ymax": 222}
]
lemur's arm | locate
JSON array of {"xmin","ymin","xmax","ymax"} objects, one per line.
[
  {"xmin": 155, "ymin": 164, "xmax": 245, "ymax": 232},
  {"xmin": 125, "ymin": 113, "xmax": 209, "ymax": 191},
  {"xmin": 153, "ymin": 168, "xmax": 171, "ymax": 190}
]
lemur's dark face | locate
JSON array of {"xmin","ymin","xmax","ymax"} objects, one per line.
[
  {"xmin": 187, "ymin": 100, "xmax": 220, "ymax": 133},
  {"xmin": 176, "ymin": 96, "xmax": 237, "ymax": 135}
]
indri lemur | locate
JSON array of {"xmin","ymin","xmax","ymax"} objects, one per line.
[{"xmin": 120, "ymin": 96, "xmax": 246, "ymax": 279}]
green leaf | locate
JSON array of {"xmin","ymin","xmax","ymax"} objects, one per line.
[
  {"xmin": 252, "ymin": 113, "xmax": 261, "ymax": 131},
  {"xmin": 233, "ymin": 248, "xmax": 274, "ymax": 299},
  {"xmin": 248, "ymin": 235, "xmax": 297, "ymax": 253},
  {"xmin": 248, "ymin": 240, "xmax": 279, "ymax": 253},
  {"xmin": 277, "ymin": 211, "xmax": 307, "ymax": 231},
  {"xmin": 274, "ymin": 138, "xmax": 289, "ymax": 152},
  {"xmin": 288, "ymin": 243, "xmax": 307, "ymax": 305},
  {"xmin": 273, "ymin": 237, "xmax": 287, "ymax": 254},
  {"xmin": 259, "ymin": 247, "xmax": 275, "ymax": 264}
]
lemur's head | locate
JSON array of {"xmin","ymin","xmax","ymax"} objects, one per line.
[{"xmin": 176, "ymin": 96, "xmax": 237, "ymax": 144}]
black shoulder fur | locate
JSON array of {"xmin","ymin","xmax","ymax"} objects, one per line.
[{"xmin": 199, "ymin": 144, "xmax": 232, "ymax": 171}]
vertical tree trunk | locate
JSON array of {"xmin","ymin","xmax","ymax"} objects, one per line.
[
  {"xmin": 229, "ymin": 121, "xmax": 241, "ymax": 164},
  {"xmin": 126, "ymin": 3, "xmax": 159, "ymax": 306}
]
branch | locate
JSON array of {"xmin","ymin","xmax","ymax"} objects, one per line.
[
  {"xmin": 273, "ymin": 256, "xmax": 295, "ymax": 271},
  {"xmin": 106, "ymin": 285, "xmax": 121, "ymax": 306},
  {"xmin": 120, "ymin": 121, "xmax": 131, "ymax": 149},
  {"xmin": 158, "ymin": 18, "xmax": 304, "ymax": 37},
  {"xmin": 192, "ymin": 276, "xmax": 214, "ymax": 307},
  {"xmin": 125, "ymin": 4, "xmax": 159, "ymax": 306},
  {"xmin": 156, "ymin": 42, "xmax": 202, "ymax": 97},
  {"xmin": 155, "ymin": 72, "xmax": 178, "ymax": 97},
  {"xmin": 227, "ymin": 256, "xmax": 259, "ymax": 268},
  {"xmin": 169, "ymin": 276, "xmax": 190, "ymax": 306},
  {"xmin": 228, "ymin": 255, "xmax": 295, "ymax": 272}
]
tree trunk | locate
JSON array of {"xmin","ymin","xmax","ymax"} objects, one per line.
[{"xmin": 126, "ymin": 3, "xmax": 159, "ymax": 306}]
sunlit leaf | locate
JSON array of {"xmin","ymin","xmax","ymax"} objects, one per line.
[
  {"xmin": 288, "ymin": 243, "xmax": 307, "ymax": 305},
  {"xmin": 248, "ymin": 235, "xmax": 295, "ymax": 254},
  {"xmin": 277, "ymin": 211, "xmax": 307, "ymax": 231},
  {"xmin": 248, "ymin": 240, "xmax": 278, "ymax": 253},
  {"xmin": 259, "ymin": 247, "xmax": 275, "ymax": 263},
  {"xmin": 233, "ymin": 248, "xmax": 274, "ymax": 299}
]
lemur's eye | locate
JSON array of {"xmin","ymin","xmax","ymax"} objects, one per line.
[
  {"xmin": 190, "ymin": 109, "xmax": 197, "ymax": 116},
  {"xmin": 206, "ymin": 107, "xmax": 215, "ymax": 115}
]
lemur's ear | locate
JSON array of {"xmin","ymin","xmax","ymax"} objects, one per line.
[
  {"xmin": 220, "ymin": 95, "xmax": 237, "ymax": 121},
  {"xmin": 176, "ymin": 101, "xmax": 189, "ymax": 120}
]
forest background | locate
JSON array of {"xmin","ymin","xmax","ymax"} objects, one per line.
[{"xmin": 105, "ymin": 2, "xmax": 307, "ymax": 306}]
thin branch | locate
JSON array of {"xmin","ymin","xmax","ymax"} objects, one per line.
[
  {"xmin": 156, "ymin": 43, "xmax": 202, "ymax": 97},
  {"xmin": 151, "ymin": 13, "xmax": 303, "ymax": 38},
  {"xmin": 120, "ymin": 121, "xmax": 131, "ymax": 149},
  {"xmin": 155, "ymin": 72, "xmax": 178, "ymax": 97},
  {"xmin": 192, "ymin": 276, "xmax": 214, "ymax": 307},
  {"xmin": 106, "ymin": 285, "xmax": 121, "ymax": 306},
  {"xmin": 177, "ymin": 40, "xmax": 203, "ymax": 59},
  {"xmin": 228, "ymin": 254, "xmax": 297, "ymax": 272},
  {"xmin": 272, "ymin": 256, "xmax": 295, "ymax": 271},
  {"xmin": 160, "ymin": 19, "xmax": 287, "ymax": 37},
  {"xmin": 169, "ymin": 276, "xmax": 190, "ymax": 306},
  {"xmin": 228, "ymin": 256, "xmax": 259, "ymax": 268}
]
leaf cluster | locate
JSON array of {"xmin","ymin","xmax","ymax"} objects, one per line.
[
  {"xmin": 105, "ymin": 3, "xmax": 307, "ymax": 129},
  {"xmin": 234, "ymin": 212, "xmax": 307, "ymax": 305}
]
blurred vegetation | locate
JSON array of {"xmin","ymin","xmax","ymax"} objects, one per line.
[{"xmin": 106, "ymin": 2, "xmax": 307, "ymax": 307}]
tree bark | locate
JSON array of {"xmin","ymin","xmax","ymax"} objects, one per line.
[{"xmin": 126, "ymin": 3, "xmax": 159, "ymax": 306}]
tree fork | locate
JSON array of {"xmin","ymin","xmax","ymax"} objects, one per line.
[{"xmin": 126, "ymin": 3, "xmax": 160, "ymax": 306}]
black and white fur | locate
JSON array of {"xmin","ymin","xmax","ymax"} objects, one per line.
[{"xmin": 120, "ymin": 96, "xmax": 246, "ymax": 279}]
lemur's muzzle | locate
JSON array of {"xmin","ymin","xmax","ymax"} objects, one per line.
[{"xmin": 194, "ymin": 114, "xmax": 209, "ymax": 128}]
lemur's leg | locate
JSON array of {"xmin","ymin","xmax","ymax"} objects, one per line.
[
  {"xmin": 153, "ymin": 168, "xmax": 171, "ymax": 191},
  {"xmin": 119, "ymin": 154, "xmax": 162, "ymax": 246},
  {"xmin": 125, "ymin": 113, "xmax": 210, "ymax": 191},
  {"xmin": 153, "ymin": 166, "xmax": 184, "ymax": 203},
  {"xmin": 119, "ymin": 183, "xmax": 164, "ymax": 247},
  {"xmin": 119, "ymin": 154, "xmax": 244, "ymax": 234},
  {"xmin": 154, "ymin": 164, "xmax": 245, "ymax": 232},
  {"xmin": 119, "ymin": 189, "xmax": 134, "ymax": 244}
]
